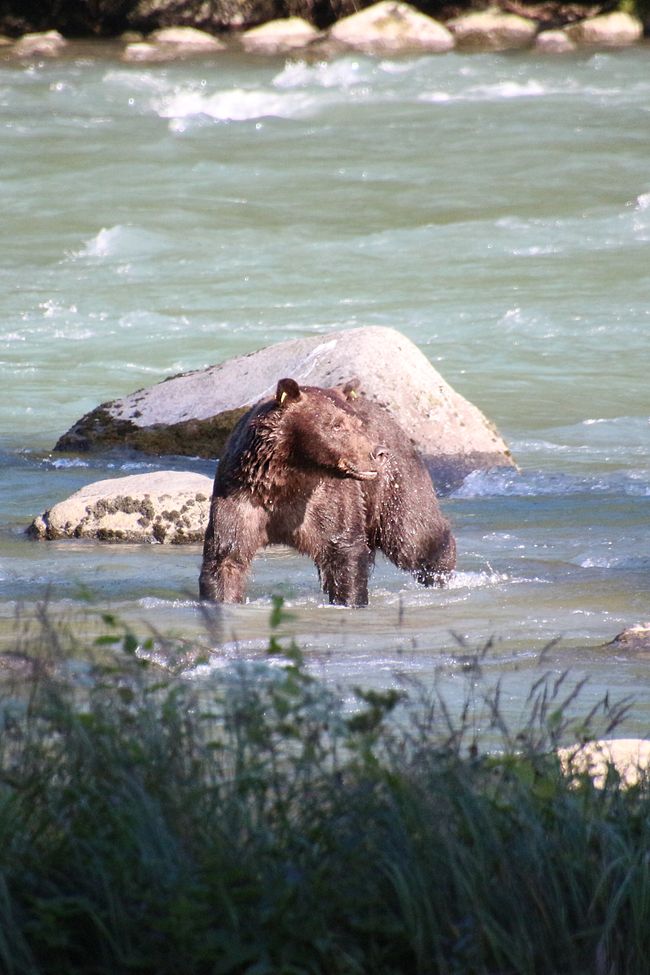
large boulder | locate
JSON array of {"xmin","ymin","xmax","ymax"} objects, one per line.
[
  {"xmin": 29, "ymin": 471, "xmax": 212, "ymax": 544},
  {"xmin": 55, "ymin": 326, "xmax": 515, "ymax": 494},
  {"xmin": 448, "ymin": 9, "xmax": 538, "ymax": 51},
  {"xmin": 328, "ymin": 1, "xmax": 454, "ymax": 53},
  {"xmin": 564, "ymin": 11, "xmax": 643, "ymax": 46}
]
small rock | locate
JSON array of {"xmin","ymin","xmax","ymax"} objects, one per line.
[
  {"xmin": 606, "ymin": 622, "xmax": 650, "ymax": 652},
  {"xmin": 329, "ymin": 0, "xmax": 455, "ymax": 53},
  {"xmin": 29, "ymin": 471, "xmax": 213, "ymax": 545},
  {"xmin": 534, "ymin": 29, "xmax": 576, "ymax": 53},
  {"xmin": 564, "ymin": 11, "xmax": 643, "ymax": 47},
  {"xmin": 148, "ymin": 26, "xmax": 225, "ymax": 49},
  {"xmin": 122, "ymin": 27, "xmax": 223, "ymax": 61},
  {"xmin": 448, "ymin": 8, "xmax": 537, "ymax": 51},
  {"xmin": 241, "ymin": 17, "xmax": 321, "ymax": 53},
  {"xmin": 122, "ymin": 41, "xmax": 173, "ymax": 62},
  {"xmin": 13, "ymin": 30, "xmax": 67, "ymax": 57}
]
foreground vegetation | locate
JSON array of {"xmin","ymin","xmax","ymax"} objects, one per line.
[{"xmin": 1, "ymin": 600, "xmax": 649, "ymax": 975}]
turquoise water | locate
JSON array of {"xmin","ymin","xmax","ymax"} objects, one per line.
[{"xmin": 1, "ymin": 42, "xmax": 649, "ymax": 727}]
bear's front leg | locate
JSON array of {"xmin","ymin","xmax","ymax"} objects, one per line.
[
  {"xmin": 318, "ymin": 540, "xmax": 371, "ymax": 607},
  {"xmin": 199, "ymin": 495, "xmax": 267, "ymax": 603}
]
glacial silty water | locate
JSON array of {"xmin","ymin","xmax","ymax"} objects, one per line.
[{"xmin": 1, "ymin": 42, "xmax": 649, "ymax": 728}]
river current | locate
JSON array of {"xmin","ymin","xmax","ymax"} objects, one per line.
[{"xmin": 1, "ymin": 42, "xmax": 649, "ymax": 728}]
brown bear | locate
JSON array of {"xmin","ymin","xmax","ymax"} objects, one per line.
[{"xmin": 199, "ymin": 377, "xmax": 455, "ymax": 606}]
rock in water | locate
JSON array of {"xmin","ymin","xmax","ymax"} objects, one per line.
[
  {"xmin": 241, "ymin": 18, "xmax": 321, "ymax": 53},
  {"xmin": 448, "ymin": 10, "xmax": 537, "ymax": 51},
  {"xmin": 328, "ymin": 1, "xmax": 454, "ymax": 53},
  {"xmin": 29, "ymin": 471, "xmax": 212, "ymax": 544},
  {"xmin": 55, "ymin": 326, "xmax": 515, "ymax": 494},
  {"xmin": 606, "ymin": 623, "xmax": 650, "ymax": 653}
]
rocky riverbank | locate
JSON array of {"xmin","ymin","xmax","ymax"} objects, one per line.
[{"xmin": 0, "ymin": 0, "xmax": 646, "ymax": 57}]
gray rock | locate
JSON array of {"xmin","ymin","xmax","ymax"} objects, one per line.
[
  {"xmin": 29, "ymin": 471, "xmax": 213, "ymax": 544},
  {"xmin": 55, "ymin": 326, "xmax": 515, "ymax": 494},
  {"xmin": 564, "ymin": 11, "xmax": 643, "ymax": 47},
  {"xmin": 448, "ymin": 9, "xmax": 537, "ymax": 51},
  {"xmin": 328, "ymin": 1, "xmax": 454, "ymax": 53}
]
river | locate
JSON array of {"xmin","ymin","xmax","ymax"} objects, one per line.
[{"xmin": 1, "ymin": 41, "xmax": 649, "ymax": 729}]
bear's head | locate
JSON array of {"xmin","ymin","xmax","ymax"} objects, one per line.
[{"xmin": 274, "ymin": 378, "xmax": 385, "ymax": 481}]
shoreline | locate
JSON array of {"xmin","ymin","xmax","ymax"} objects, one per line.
[{"xmin": 1, "ymin": 1, "xmax": 647, "ymax": 59}]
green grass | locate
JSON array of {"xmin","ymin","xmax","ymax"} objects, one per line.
[{"xmin": 0, "ymin": 599, "xmax": 649, "ymax": 975}]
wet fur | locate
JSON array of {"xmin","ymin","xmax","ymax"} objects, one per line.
[
  {"xmin": 199, "ymin": 377, "xmax": 456, "ymax": 607},
  {"xmin": 200, "ymin": 379, "xmax": 379, "ymax": 606}
]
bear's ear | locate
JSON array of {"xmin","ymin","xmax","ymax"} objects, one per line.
[
  {"xmin": 276, "ymin": 378, "xmax": 301, "ymax": 407},
  {"xmin": 341, "ymin": 378, "xmax": 361, "ymax": 401}
]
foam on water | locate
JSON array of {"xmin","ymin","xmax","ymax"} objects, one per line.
[
  {"xmin": 72, "ymin": 225, "xmax": 168, "ymax": 260},
  {"xmin": 154, "ymin": 86, "xmax": 319, "ymax": 123}
]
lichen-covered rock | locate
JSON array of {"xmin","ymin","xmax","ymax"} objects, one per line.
[
  {"xmin": 29, "ymin": 471, "xmax": 213, "ymax": 544},
  {"xmin": 328, "ymin": 1, "xmax": 454, "ymax": 53},
  {"xmin": 564, "ymin": 11, "xmax": 642, "ymax": 46},
  {"xmin": 448, "ymin": 9, "xmax": 537, "ymax": 51},
  {"xmin": 12, "ymin": 29, "xmax": 67, "ymax": 57},
  {"xmin": 241, "ymin": 16, "xmax": 320, "ymax": 52},
  {"xmin": 55, "ymin": 326, "xmax": 515, "ymax": 495}
]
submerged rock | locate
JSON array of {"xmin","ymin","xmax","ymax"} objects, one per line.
[
  {"xmin": 328, "ymin": 1, "xmax": 454, "ymax": 53},
  {"xmin": 29, "ymin": 471, "xmax": 212, "ymax": 544},
  {"xmin": 448, "ymin": 9, "xmax": 538, "ymax": 51},
  {"xmin": 564, "ymin": 11, "xmax": 643, "ymax": 46},
  {"xmin": 55, "ymin": 326, "xmax": 514, "ymax": 494},
  {"xmin": 241, "ymin": 17, "xmax": 321, "ymax": 52}
]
